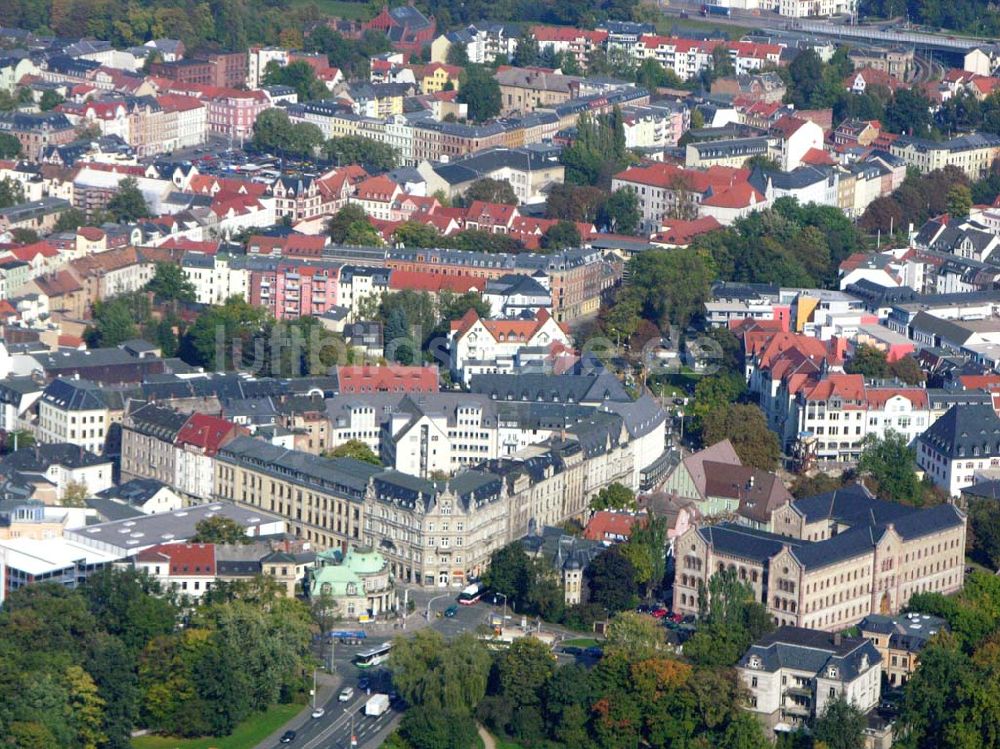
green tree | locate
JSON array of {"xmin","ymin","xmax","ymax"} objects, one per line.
[
  {"xmin": 146, "ymin": 262, "xmax": 196, "ymax": 303},
  {"xmin": 512, "ymin": 32, "xmax": 540, "ymax": 67},
  {"xmin": 627, "ymin": 248, "xmax": 714, "ymax": 330},
  {"xmin": 400, "ymin": 706, "xmax": 479, "ymax": 749},
  {"xmin": 702, "ymin": 404, "xmax": 781, "ymax": 471},
  {"xmin": 885, "ymin": 88, "xmax": 934, "ymax": 137},
  {"xmin": 0, "ymin": 176, "xmax": 25, "ymax": 209},
  {"xmin": 446, "ymin": 43, "xmax": 469, "ymax": 66},
  {"xmin": 393, "ymin": 220, "xmax": 442, "ymax": 248},
  {"xmin": 497, "ymin": 636, "xmax": 556, "ymax": 710},
  {"xmin": 253, "ymin": 107, "xmax": 294, "ymax": 153},
  {"xmin": 463, "ymin": 177, "xmax": 518, "ymax": 205},
  {"xmin": 482, "ymin": 542, "xmax": 532, "ymax": 603},
  {"xmin": 322, "ymin": 136, "xmax": 398, "ymax": 171},
  {"xmin": 541, "ymin": 220, "xmax": 582, "ymax": 250},
  {"xmin": 858, "ymin": 430, "xmax": 921, "ymax": 504},
  {"xmin": 390, "ymin": 630, "xmax": 490, "ymax": 713},
  {"xmin": 85, "ymin": 295, "xmax": 145, "ymax": 347},
  {"xmin": 589, "ymin": 482, "xmax": 636, "ymax": 512},
  {"xmin": 39, "ymin": 89, "xmax": 64, "ymax": 111},
  {"xmin": 813, "ymin": 695, "xmax": 866, "ymax": 749},
  {"xmin": 545, "ymin": 183, "xmax": 608, "ymax": 223},
  {"xmin": 62, "ymin": 480, "xmax": 90, "ymax": 507},
  {"xmin": 385, "ymin": 306, "xmax": 415, "ymax": 364},
  {"xmin": 10, "ymin": 227, "xmax": 38, "ymax": 244},
  {"xmin": 323, "ymin": 438, "xmax": 381, "ymax": 465},
  {"xmin": 601, "ymin": 188, "xmax": 640, "ymax": 234},
  {"xmin": 603, "ymin": 610, "xmax": 667, "ymax": 660},
  {"xmin": 458, "ymin": 64, "xmax": 501, "ymax": 121},
  {"xmin": 845, "ymin": 344, "xmax": 890, "ymax": 379},
  {"xmin": 436, "ymin": 290, "xmax": 491, "ymax": 323},
  {"xmin": 263, "ymin": 59, "xmax": 327, "ymax": 102},
  {"xmin": 106, "ymin": 177, "xmax": 149, "ymax": 222},
  {"xmin": 0, "ymin": 132, "xmax": 21, "ymax": 159},
  {"xmin": 190, "ymin": 515, "xmax": 251, "ymax": 544},
  {"xmin": 586, "ymin": 546, "xmax": 638, "ymax": 613},
  {"xmin": 53, "ymin": 208, "xmax": 87, "ymax": 232},
  {"xmin": 969, "ymin": 501, "xmax": 1000, "ymax": 569},
  {"xmin": 690, "ymin": 371, "xmax": 747, "ymax": 436},
  {"xmin": 946, "ymin": 183, "xmax": 973, "ymax": 217},
  {"xmin": 327, "ymin": 204, "xmax": 380, "ymax": 246}
]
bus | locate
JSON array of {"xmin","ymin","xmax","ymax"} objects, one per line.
[
  {"xmin": 458, "ymin": 582, "xmax": 483, "ymax": 605},
  {"xmin": 354, "ymin": 642, "xmax": 392, "ymax": 669}
]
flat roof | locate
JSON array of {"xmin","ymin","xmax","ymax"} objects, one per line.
[{"xmin": 0, "ymin": 537, "xmax": 119, "ymax": 575}]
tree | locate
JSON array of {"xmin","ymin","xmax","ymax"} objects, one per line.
[
  {"xmin": 39, "ymin": 89, "xmax": 65, "ymax": 111},
  {"xmin": 390, "ymin": 630, "xmax": 490, "ymax": 714},
  {"xmin": 324, "ymin": 438, "xmax": 381, "ymax": 465},
  {"xmin": 10, "ymin": 227, "xmax": 38, "ymax": 244},
  {"xmin": 54, "ymin": 208, "xmax": 87, "ymax": 232},
  {"xmin": 0, "ymin": 132, "xmax": 23, "ymax": 158},
  {"xmin": 845, "ymin": 344, "xmax": 890, "ymax": 379},
  {"xmin": 4, "ymin": 428, "xmax": 34, "ymax": 453},
  {"xmin": 589, "ymin": 482, "xmax": 636, "ymax": 512},
  {"xmin": 62, "ymin": 480, "xmax": 89, "ymax": 507},
  {"xmin": 85, "ymin": 295, "xmax": 144, "ymax": 348},
  {"xmin": 540, "ymin": 220, "xmax": 582, "ymax": 250},
  {"xmin": 690, "ymin": 372, "xmax": 747, "ymax": 436},
  {"xmin": 446, "ymin": 43, "xmax": 469, "ymax": 66},
  {"xmin": 400, "ymin": 705, "xmax": 479, "ymax": 749},
  {"xmin": 179, "ymin": 296, "xmax": 269, "ymax": 371},
  {"xmin": 458, "ymin": 64, "xmax": 501, "ymax": 121},
  {"xmin": 437, "ymin": 290, "xmax": 491, "ymax": 323},
  {"xmin": 146, "ymin": 262, "xmax": 196, "ymax": 303},
  {"xmin": 603, "ymin": 610, "xmax": 667, "ymax": 660},
  {"xmin": 586, "ymin": 547, "xmax": 638, "ymax": 613},
  {"xmin": 790, "ymin": 472, "xmax": 844, "ymax": 499},
  {"xmin": 482, "ymin": 542, "xmax": 532, "ymax": 603},
  {"xmin": 813, "ymin": 695, "xmax": 866, "ymax": 749},
  {"xmin": 385, "ymin": 306, "xmax": 415, "ymax": 364},
  {"xmin": 886, "ymin": 88, "xmax": 933, "ymax": 137},
  {"xmin": 253, "ymin": 107, "xmax": 294, "ymax": 153},
  {"xmin": 327, "ymin": 204, "xmax": 380, "ymax": 246},
  {"xmin": 946, "ymin": 183, "xmax": 973, "ymax": 218},
  {"xmin": 601, "ymin": 188, "xmax": 640, "ymax": 234},
  {"xmin": 190, "ymin": 516, "xmax": 251, "ymax": 544},
  {"xmin": 393, "ymin": 220, "xmax": 442, "ymax": 248},
  {"xmin": 561, "ymin": 109, "xmax": 631, "ymax": 188},
  {"xmin": 545, "ymin": 183, "xmax": 607, "ymax": 223},
  {"xmin": 889, "ymin": 355, "xmax": 925, "ymax": 385},
  {"xmin": 0, "ymin": 176, "xmax": 25, "ymax": 209},
  {"xmin": 627, "ymin": 249, "xmax": 714, "ymax": 330},
  {"xmin": 463, "ymin": 178, "xmax": 518, "ymax": 206},
  {"xmin": 969, "ymin": 501, "xmax": 1000, "ymax": 569},
  {"xmin": 858, "ymin": 430, "xmax": 921, "ymax": 504},
  {"xmin": 107, "ymin": 177, "xmax": 150, "ymax": 222},
  {"xmin": 702, "ymin": 404, "xmax": 781, "ymax": 471},
  {"xmin": 512, "ymin": 32, "xmax": 540, "ymax": 67},
  {"xmin": 497, "ymin": 636, "xmax": 556, "ymax": 710},
  {"xmin": 263, "ymin": 59, "xmax": 327, "ymax": 102},
  {"xmin": 323, "ymin": 136, "xmax": 398, "ymax": 172}
]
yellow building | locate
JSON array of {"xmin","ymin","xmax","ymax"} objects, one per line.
[{"xmin": 421, "ymin": 62, "xmax": 461, "ymax": 94}]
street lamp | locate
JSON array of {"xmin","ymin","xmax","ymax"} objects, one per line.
[{"xmin": 494, "ymin": 592, "xmax": 508, "ymax": 621}]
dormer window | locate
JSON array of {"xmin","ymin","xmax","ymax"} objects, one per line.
[
  {"xmin": 748, "ymin": 655, "xmax": 762, "ymax": 669},
  {"xmin": 827, "ymin": 666, "xmax": 838, "ymax": 679}
]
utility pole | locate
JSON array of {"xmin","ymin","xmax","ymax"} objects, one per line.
[{"xmin": 311, "ymin": 669, "xmax": 317, "ymax": 710}]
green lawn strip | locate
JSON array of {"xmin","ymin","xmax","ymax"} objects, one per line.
[
  {"xmin": 132, "ymin": 704, "xmax": 302, "ymax": 749},
  {"xmin": 290, "ymin": 0, "xmax": 373, "ymax": 19},
  {"xmin": 559, "ymin": 637, "xmax": 601, "ymax": 648}
]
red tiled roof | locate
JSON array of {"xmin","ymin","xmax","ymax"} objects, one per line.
[
  {"xmin": 531, "ymin": 26, "xmax": 609, "ymax": 44},
  {"xmin": 770, "ymin": 114, "xmax": 808, "ymax": 138},
  {"xmin": 800, "ymin": 148, "xmax": 836, "ymax": 166},
  {"xmin": 137, "ymin": 543, "xmax": 216, "ymax": 575},
  {"xmin": 864, "ymin": 387, "xmax": 928, "ymax": 410},
  {"xmin": 388, "ymin": 270, "xmax": 483, "ymax": 293},
  {"xmin": 176, "ymin": 413, "xmax": 240, "ymax": 455},
  {"xmin": 77, "ymin": 227, "xmax": 105, "ymax": 241},
  {"xmin": 355, "ymin": 175, "xmax": 400, "ymax": 201},
  {"xmin": 335, "ymin": 365, "xmax": 440, "ymax": 393},
  {"xmin": 9, "ymin": 242, "xmax": 59, "ymax": 261},
  {"xmin": 465, "ymin": 200, "xmax": 518, "ymax": 226},
  {"xmin": 701, "ymin": 182, "xmax": 764, "ymax": 209},
  {"xmin": 652, "ymin": 216, "xmax": 722, "ymax": 246},
  {"xmin": 583, "ymin": 511, "xmax": 645, "ymax": 542}
]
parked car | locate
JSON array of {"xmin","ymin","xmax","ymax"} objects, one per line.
[
  {"xmin": 280, "ymin": 730, "xmax": 296, "ymax": 743},
  {"xmin": 358, "ymin": 677, "xmax": 371, "ymax": 691},
  {"xmin": 651, "ymin": 607, "xmax": 669, "ymax": 618},
  {"xmin": 667, "ymin": 612, "xmax": 683, "ymax": 624},
  {"xmin": 311, "ymin": 707, "xmax": 326, "ymax": 719},
  {"xmin": 444, "ymin": 605, "xmax": 458, "ymax": 617},
  {"xmin": 339, "ymin": 687, "xmax": 354, "ymax": 702},
  {"xmin": 560, "ymin": 645, "xmax": 583, "ymax": 656},
  {"xmin": 636, "ymin": 604, "xmax": 652, "ymax": 613}
]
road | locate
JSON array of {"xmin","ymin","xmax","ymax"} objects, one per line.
[
  {"xmin": 660, "ymin": 0, "xmax": 981, "ymax": 53},
  {"xmin": 256, "ymin": 591, "xmax": 569, "ymax": 749}
]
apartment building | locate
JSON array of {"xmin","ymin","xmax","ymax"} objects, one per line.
[
  {"xmin": 36, "ymin": 377, "xmax": 123, "ymax": 456},
  {"xmin": 248, "ymin": 260, "xmax": 341, "ymax": 320},
  {"xmin": 738, "ymin": 627, "xmax": 881, "ymax": 733},
  {"xmin": 890, "ymin": 133, "xmax": 1000, "ymax": 180},
  {"xmin": 673, "ymin": 484, "xmax": 967, "ymax": 631},
  {"xmin": 858, "ymin": 612, "xmax": 948, "ymax": 687},
  {"xmin": 917, "ymin": 404, "xmax": 1000, "ymax": 496},
  {"xmin": 120, "ymin": 403, "xmax": 189, "ymax": 485}
]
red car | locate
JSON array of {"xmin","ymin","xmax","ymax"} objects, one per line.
[
  {"xmin": 667, "ymin": 612, "xmax": 683, "ymax": 624},
  {"xmin": 650, "ymin": 607, "xmax": 669, "ymax": 618}
]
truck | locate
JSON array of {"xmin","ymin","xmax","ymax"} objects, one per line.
[
  {"xmin": 700, "ymin": 4, "xmax": 732, "ymax": 15},
  {"xmin": 365, "ymin": 693, "xmax": 390, "ymax": 717}
]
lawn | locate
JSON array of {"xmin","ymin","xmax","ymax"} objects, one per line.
[
  {"xmin": 131, "ymin": 704, "xmax": 302, "ymax": 749},
  {"xmin": 290, "ymin": 0, "xmax": 373, "ymax": 19},
  {"xmin": 560, "ymin": 637, "xmax": 601, "ymax": 648}
]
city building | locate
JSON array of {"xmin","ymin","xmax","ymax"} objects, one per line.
[
  {"xmin": 858, "ymin": 612, "xmax": 948, "ymax": 687},
  {"xmin": 308, "ymin": 545, "xmax": 396, "ymax": 619}
]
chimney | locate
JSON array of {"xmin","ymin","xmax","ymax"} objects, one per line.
[{"xmin": 833, "ymin": 632, "xmax": 842, "ymax": 647}]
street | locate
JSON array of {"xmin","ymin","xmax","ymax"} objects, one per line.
[{"xmin": 255, "ymin": 589, "xmax": 529, "ymax": 749}]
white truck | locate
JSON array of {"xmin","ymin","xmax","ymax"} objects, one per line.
[{"xmin": 365, "ymin": 693, "xmax": 390, "ymax": 717}]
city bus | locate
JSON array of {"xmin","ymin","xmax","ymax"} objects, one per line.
[
  {"xmin": 353, "ymin": 642, "xmax": 392, "ymax": 669},
  {"xmin": 458, "ymin": 582, "xmax": 483, "ymax": 605}
]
